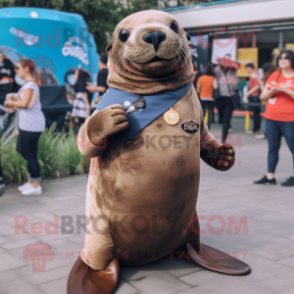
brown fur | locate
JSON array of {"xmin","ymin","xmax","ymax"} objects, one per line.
[
  {"xmin": 107, "ymin": 10, "xmax": 194, "ymax": 94},
  {"xmin": 77, "ymin": 10, "xmax": 234, "ymax": 270}
]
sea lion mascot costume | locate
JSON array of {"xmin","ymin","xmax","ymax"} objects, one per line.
[{"xmin": 68, "ymin": 10, "xmax": 250, "ymax": 294}]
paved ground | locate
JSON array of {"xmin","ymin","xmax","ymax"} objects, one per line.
[{"xmin": 0, "ymin": 117, "xmax": 294, "ymax": 294}]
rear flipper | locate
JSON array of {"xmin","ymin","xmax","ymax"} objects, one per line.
[
  {"xmin": 181, "ymin": 243, "xmax": 251, "ymax": 276},
  {"xmin": 67, "ymin": 257, "xmax": 119, "ymax": 294}
]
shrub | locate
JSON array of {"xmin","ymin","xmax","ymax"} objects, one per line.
[
  {"xmin": 59, "ymin": 128, "xmax": 83, "ymax": 175},
  {"xmin": 1, "ymin": 138, "xmax": 28, "ymax": 183},
  {"xmin": 1, "ymin": 125, "xmax": 84, "ymax": 182},
  {"xmin": 38, "ymin": 123, "xmax": 63, "ymax": 179}
]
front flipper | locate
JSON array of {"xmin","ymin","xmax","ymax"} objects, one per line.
[
  {"xmin": 181, "ymin": 243, "xmax": 251, "ymax": 276},
  {"xmin": 200, "ymin": 119, "xmax": 235, "ymax": 171},
  {"xmin": 201, "ymin": 142, "xmax": 235, "ymax": 171},
  {"xmin": 67, "ymin": 257, "xmax": 120, "ymax": 294}
]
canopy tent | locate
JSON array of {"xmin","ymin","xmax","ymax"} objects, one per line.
[
  {"xmin": 0, "ymin": 7, "xmax": 99, "ymax": 86},
  {"xmin": 0, "ymin": 8, "xmax": 100, "ymax": 139}
]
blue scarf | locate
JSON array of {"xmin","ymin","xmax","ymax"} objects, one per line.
[{"xmin": 97, "ymin": 83, "xmax": 191, "ymax": 144}]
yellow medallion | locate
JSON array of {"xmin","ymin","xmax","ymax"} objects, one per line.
[{"xmin": 163, "ymin": 107, "xmax": 179, "ymax": 125}]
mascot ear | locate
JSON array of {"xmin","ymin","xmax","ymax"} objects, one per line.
[
  {"xmin": 186, "ymin": 32, "xmax": 191, "ymax": 41},
  {"xmin": 106, "ymin": 38, "xmax": 113, "ymax": 52}
]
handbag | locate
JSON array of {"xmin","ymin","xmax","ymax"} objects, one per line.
[
  {"xmin": 213, "ymin": 78, "xmax": 220, "ymax": 99},
  {"xmin": 231, "ymin": 91, "xmax": 241, "ymax": 109},
  {"xmin": 213, "ymin": 88, "xmax": 220, "ymax": 100}
]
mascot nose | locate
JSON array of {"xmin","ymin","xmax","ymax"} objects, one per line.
[{"xmin": 143, "ymin": 32, "xmax": 166, "ymax": 52}]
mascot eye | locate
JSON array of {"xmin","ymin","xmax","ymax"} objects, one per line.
[
  {"xmin": 119, "ymin": 30, "xmax": 130, "ymax": 42},
  {"xmin": 170, "ymin": 21, "xmax": 179, "ymax": 33}
]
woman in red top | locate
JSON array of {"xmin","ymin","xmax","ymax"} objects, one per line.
[{"xmin": 255, "ymin": 50, "xmax": 294, "ymax": 186}]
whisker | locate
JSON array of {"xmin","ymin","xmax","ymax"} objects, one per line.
[
  {"xmin": 121, "ymin": 51, "xmax": 134, "ymax": 76},
  {"xmin": 114, "ymin": 48, "xmax": 128, "ymax": 65},
  {"xmin": 116, "ymin": 50, "xmax": 129, "ymax": 73},
  {"xmin": 179, "ymin": 40, "xmax": 191, "ymax": 68},
  {"xmin": 175, "ymin": 47, "xmax": 184, "ymax": 68}
]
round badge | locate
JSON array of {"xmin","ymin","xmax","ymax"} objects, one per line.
[{"xmin": 163, "ymin": 108, "xmax": 180, "ymax": 125}]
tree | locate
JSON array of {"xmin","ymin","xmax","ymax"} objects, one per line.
[
  {"xmin": 0, "ymin": 0, "xmax": 225, "ymax": 52},
  {"xmin": 0, "ymin": 0, "xmax": 126, "ymax": 52}
]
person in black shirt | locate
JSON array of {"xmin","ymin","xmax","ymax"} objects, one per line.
[
  {"xmin": 0, "ymin": 50, "xmax": 16, "ymax": 196},
  {"xmin": 72, "ymin": 69, "xmax": 91, "ymax": 123},
  {"xmin": 0, "ymin": 50, "xmax": 15, "ymax": 97},
  {"xmin": 86, "ymin": 53, "xmax": 109, "ymax": 96}
]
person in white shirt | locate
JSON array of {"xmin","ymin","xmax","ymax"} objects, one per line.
[{"xmin": 5, "ymin": 58, "xmax": 45, "ymax": 195}]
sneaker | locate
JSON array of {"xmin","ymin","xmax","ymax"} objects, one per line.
[
  {"xmin": 255, "ymin": 134, "xmax": 265, "ymax": 140},
  {"xmin": 254, "ymin": 175, "xmax": 276, "ymax": 185},
  {"xmin": 18, "ymin": 182, "xmax": 32, "ymax": 192},
  {"xmin": 228, "ymin": 128, "xmax": 233, "ymax": 133},
  {"xmin": 21, "ymin": 186, "xmax": 42, "ymax": 195},
  {"xmin": 281, "ymin": 176, "xmax": 294, "ymax": 187},
  {"xmin": 245, "ymin": 130, "xmax": 253, "ymax": 135},
  {"xmin": 0, "ymin": 183, "xmax": 5, "ymax": 197}
]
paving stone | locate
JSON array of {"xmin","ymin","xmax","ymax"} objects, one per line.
[
  {"xmin": 0, "ymin": 279, "xmax": 45, "ymax": 294},
  {"xmin": 2, "ymin": 238, "xmax": 40, "ymax": 250},
  {"xmin": 250, "ymin": 243, "xmax": 294, "ymax": 262},
  {"xmin": 120, "ymin": 263, "xmax": 164, "ymax": 282},
  {"xmin": 3, "ymin": 264, "xmax": 35, "ymax": 280},
  {"xmin": 205, "ymin": 280, "xmax": 275, "ymax": 294},
  {"xmin": 37, "ymin": 277, "xmax": 67, "ymax": 294},
  {"xmin": 178, "ymin": 288, "xmax": 207, "ymax": 294},
  {"xmin": 1, "ymin": 227, "xmax": 17, "ymax": 236},
  {"xmin": 0, "ymin": 122, "xmax": 294, "ymax": 293},
  {"xmin": 277, "ymin": 256, "xmax": 294, "ymax": 269},
  {"xmin": 115, "ymin": 279, "xmax": 139, "ymax": 294},
  {"xmin": 0, "ymin": 236, "xmax": 14, "ymax": 245},
  {"xmin": 179, "ymin": 270, "xmax": 227, "ymax": 287},
  {"xmin": 245, "ymin": 253, "xmax": 293, "ymax": 279},
  {"xmin": 155, "ymin": 255, "xmax": 202, "ymax": 278},
  {"xmin": 129, "ymin": 273, "xmax": 191, "ymax": 293},
  {"xmin": 26, "ymin": 265, "xmax": 72, "ymax": 285},
  {"xmin": 0, "ymin": 267, "xmax": 21, "ymax": 284},
  {"xmin": 257, "ymin": 273, "xmax": 294, "ymax": 293},
  {"xmin": 275, "ymin": 288, "xmax": 294, "ymax": 294},
  {"xmin": 0, "ymin": 252, "xmax": 26, "ymax": 272}
]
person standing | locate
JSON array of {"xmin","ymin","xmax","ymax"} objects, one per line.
[
  {"xmin": 262, "ymin": 62, "xmax": 276, "ymax": 84},
  {"xmin": 0, "ymin": 144, "xmax": 4, "ymax": 196},
  {"xmin": 245, "ymin": 63, "xmax": 263, "ymax": 135},
  {"xmin": 214, "ymin": 54, "xmax": 238, "ymax": 143},
  {"xmin": 0, "ymin": 50, "xmax": 15, "ymax": 97},
  {"xmin": 192, "ymin": 62, "xmax": 202, "ymax": 90},
  {"xmin": 86, "ymin": 53, "xmax": 109, "ymax": 97},
  {"xmin": 72, "ymin": 69, "xmax": 91, "ymax": 128},
  {"xmin": 254, "ymin": 50, "xmax": 294, "ymax": 186},
  {"xmin": 197, "ymin": 63, "xmax": 217, "ymax": 129},
  {"xmin": 5, "ymin": 58, "xmax": 45, "ymax": 195},
  {"xmin": 254, "ymin": 62, "xmax": 276, "ymax": 140},
  {"xmin": 0, "ymin": 50, "xmax": 14, "ymax": 196}
]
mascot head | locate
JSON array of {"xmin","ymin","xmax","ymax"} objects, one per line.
[{"xmin": 106, "ymin": 10, "xmax": 194, "ymax": 94}]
